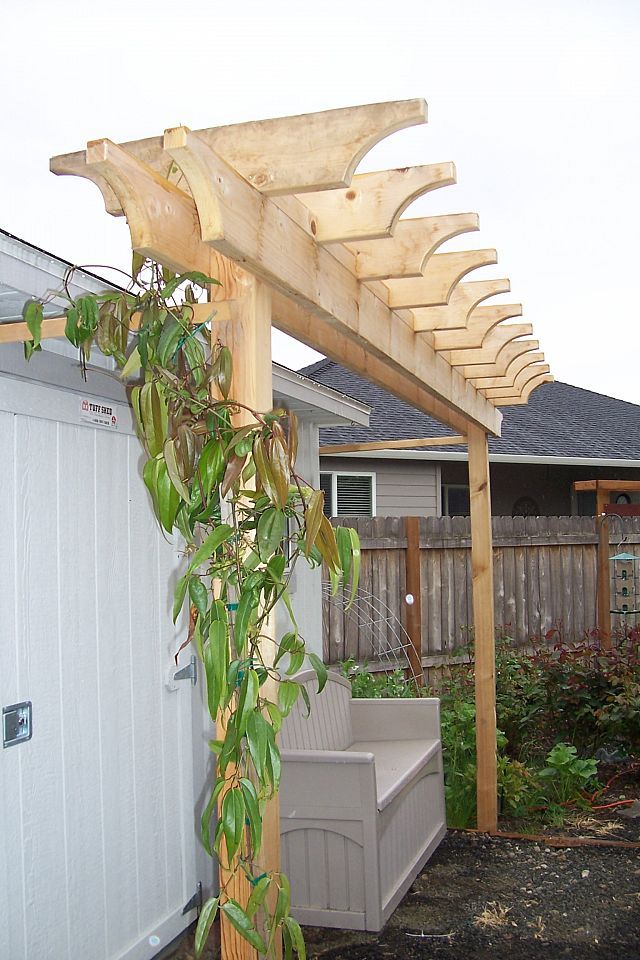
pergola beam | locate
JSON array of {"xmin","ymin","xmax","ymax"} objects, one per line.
[
  {"xmin": 319, "ymin": 435, "xmax": 467, "ymax": 455},
  {"xmin": 51, "ymin": 134, "xmax": 502, "ymax": 435}
]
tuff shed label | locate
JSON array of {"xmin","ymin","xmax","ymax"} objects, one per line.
[{"xmin": 79, "ymin": 398, "xmax": 119, "ymax": 430}]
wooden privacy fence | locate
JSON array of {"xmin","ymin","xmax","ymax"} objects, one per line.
[{"xmin": 323, "ymin": 515, "xmax": 640, "ymax": 666}]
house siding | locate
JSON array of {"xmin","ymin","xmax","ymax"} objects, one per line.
[{"xmin": 320, "ymin": 456, "xmax": 439, "ymax": 518}]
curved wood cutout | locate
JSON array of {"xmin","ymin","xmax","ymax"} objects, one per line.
[
  {"xmin": 445, "ymin": 323, "xmax": 533, "ymax": 367},
  {"xmin": 470, "ymin": 350, "xmax": 545, "ymax": 388},
  {"xmin": 198, "ymin": 99, "xmax": 428, "ymax": 195},
  {"xmin": 300, "ymin": 165, "xmax": 456, "ymax": 243},
  {"xmin": 347, "ymin": 213, "xmax": 479, "ymax": 280},
  {"xmin": 432, "ymin": 304, "xmax": 523, "ymax": 351},
  {"xmin": 84, "ymin": 139, "xmax": 209, "ymax": 275},
  {"xmin": 413, "ymin": 278, "xmax": 510, "ymax": 332},
  {"xmin": 491, "ymin": 375, "xmax": 554, "ymax": 406},
  {"xmin": 50, "ymin": 150, "xmax": 124, "ymax": 217},
  {"xmin": 387, "ymin": 250, "xmax": 497, "ymax": 309},
  {"xmin": 461, "ymin": 339, "xmax": 540, "ymax": 380},
  {"xmin": 483, "ymin": 363, "xmax": 551, "ymax": 398}
]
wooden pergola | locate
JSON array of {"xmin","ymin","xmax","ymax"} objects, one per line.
[{"xmin": 4, "ymin": 100, "xmax": 550, "ymax": 953}]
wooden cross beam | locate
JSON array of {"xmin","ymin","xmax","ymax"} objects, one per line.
[{"xmin": 319, "ymin": 435, "xmax": 467, "ymax": 455}]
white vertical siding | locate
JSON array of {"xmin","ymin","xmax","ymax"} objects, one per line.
[{"xmin": 0, "ymin": 378, "xmax": 202, "ymax": 960}]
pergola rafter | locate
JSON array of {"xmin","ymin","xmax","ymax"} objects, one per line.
[{"xmin": 0, "ymin": 103, "xmax": 552, "ymax": 955}]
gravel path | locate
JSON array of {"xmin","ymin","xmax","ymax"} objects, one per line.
[{"xmin": 171, "ymin": 830, "xmax": 640, "ymax": 960}]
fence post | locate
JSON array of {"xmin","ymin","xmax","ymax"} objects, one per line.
[
  {"xmin": 596, "ymin": 482, "xmax": 612, "ymax": 650},
  {"xmin": 404, "ymin": 516, "xmax": 424, "ymax": 686}
]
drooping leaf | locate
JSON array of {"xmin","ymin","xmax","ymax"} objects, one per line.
[
  {"xmin": 23, "ymin": 300, "xmax": 44, "ymax": 354},
  {"xmin": 189, "ymin": 577, "xmax": 208, "ymax": 619},
  {"xmin": 200, "ymin": 778, "xmax": 225, "ymax": 856},
  {"xmin": 246, "ymin": 875, "xmax": 271, "ymax": 919},
  {"xmin": 204, "ymin": 619, "xmax": 228, "ymax": 720},
  {"xmin": 173, "ymin": 572, "xmax": 190, "ymax": 623},
  {"xmin": 186, "ymin": 523, "xmax": 233, "ymax": 575},
  {"xmin": 194, "ymin": 896, "xmax": 219, "ymax": 958},
  {"xmin": 303, "ymin": 490, "xmax": 324, "ymax": 558},
  {"xmin": 235, "ymin": 669, "xmax": 259, "ymax": 738},
  {"xmin": 257, "ymin": 508, "xmax": 286, "ymax": 562},
  {"xmin": 283, "ymin": 916, "xmax": 306, "ymax": 959},
  {"xmin": 239, "ymin": 777, "xmax": 262, "ymax": 855},
  {"xmin": 269, "ymin": 437, "xmax": 290, "ymax": 509},
  {"xmin": 233, "ymin": 588, "xmax": 257, "ymax": 656},
  {"xmin": 164, "ymin": 438, "xmax": 190, "ymax": 501},
  {"xmin": 307, "ymin": 652, "xmax": 328, "ymax": 694},
  {"xmin": 120, "ymin": 344, "xmax": 141, "ymax": 379},
  {"xmin": 253, "ymin": 436, "xmax": 278, "ymax": 505},
  {"xmin": 220, "ymin": 900, "xmax": 267, "ymax": 954},
  {"xmin": 221, "ymin": 787, "xmax": 246, "ymax": 864},
  {"xmin": 278, "ymin": 680, "xmax": 300, "ymax": 717},
  {"xmin": 217, "ymin": 345, "xmax": 233, "ymax": 399},
  {"xmin": 221, "ymin": 452, "xmax": 247, "ymax": 498}
]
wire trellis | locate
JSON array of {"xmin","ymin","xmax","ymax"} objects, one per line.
[{"xmin": 322, "ymin": 581, "xmax": 421, "ymax": 689}]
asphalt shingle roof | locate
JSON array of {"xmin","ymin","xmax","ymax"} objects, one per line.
[{"xmin": 299, "ymin": 359, "xmax": 640, "ymax": 461}]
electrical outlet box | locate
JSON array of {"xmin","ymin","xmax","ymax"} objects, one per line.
[{"xmin": 3, "ymin": 701, "xmax": 32, "ymax": 748}]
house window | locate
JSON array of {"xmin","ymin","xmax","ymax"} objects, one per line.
[
  {"xmin": 319, "ymin": 472, "xmax": 375, "ymax": 518},
  {"xmin": 442, "ymin": 484, "xmax": 470, "ymax": 517}
]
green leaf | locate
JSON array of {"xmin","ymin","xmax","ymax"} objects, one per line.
[
  {"xmin": 278, "ymin": 680, "xmax": 300, "ymax": 717},
  {"xmin": 303, "ymin": 490, "xmax": 325, "ymax": 559},
  {"xmin": 189, "ymin": 577, "xmax": 208, "ymax": 619},
  {"xmin": 257, "ymin": 508, "xmax": 286, "ymax": 562},
  {"xmin": 217, "ymin": 345, "xmax": 233, "ymax": 399},
  {"xmin": 246, "ymin": 875, "xmax": 271, "ymax": 919},
  {"xmin": 221, "ymin": 787, "xmax": 245, "ymax": 864},
  {"xmin": 204, "ymin": 620, "xmax": 228, "ymax": 720},
  {"xmin": 307, "ymin": 652, "xmax": 328, "ymax": 693},
  {"xmin": 194, "ymin": 896, "xmax": 219, "ymax": 958},
  {"xmin": 120, "ymin": 344, "xmax": 142, "ymax": 379},
  {"xmin": 155, "ymin": 458, "xmax": 180, "ymax": 532},
  {"xmin": 187, "ymin": 523, "xmax": 233, "ymax": 575},
  {"xmin": 198, "ymin": 439, "xmax": 224, "ymax": 497},
  {"xmin": 283, "ymin": 916, "xmax": 306, "ymax": 959},
  {"xmin": 164, "ymin": 438, "xmax": 190, "ymax": 501},
  {"xmin": 220, "ymin": 900, "xmax": 267, "ymax": 954},
  {"xmin": 173, "ymin": 572, "xmax": 190, "ymax": 623},
  {"xmin": 23, "ymin": 300, "xmax": 44, "ymax": 353},
  {"xmin": 233, "ymin": 589, "xmax": 257, "ymax": 656},
  {"xmin": 347, "ymin": 527, "xmax": 361, "ymax": 608},
  {"xmin": 200, "ymin": 778, "xmax": 225, "ymax": 855},
  {"xmin": 239, "ymin": 777, "xmax": 262, "ymax": 856},
  {"xmin": 236, "ymin": 669, "xmax": 259, "ymax": 738},
  {"xmin": 246, "ymin": 711, "xmax": 269, "ymax": 781}
]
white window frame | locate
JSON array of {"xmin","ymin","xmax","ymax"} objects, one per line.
[
  {"xmin": 320, "ymin": 470, "xmax": 377, "ymax": 518},
  {"xmin": 442, "ymin": 483, "xmax": 470, "ymax": 517}
]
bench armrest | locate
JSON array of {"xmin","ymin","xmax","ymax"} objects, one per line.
[
  {"xmin": 349, "ymin": 697, "xmax": 441, "ymax": 742},
  {"xmin": 280, "ymin": 749, "xmax": 377, "ymax": 821}
]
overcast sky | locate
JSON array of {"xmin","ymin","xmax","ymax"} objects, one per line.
[{"xmin": 3, "ymin": 0, "xmax": 639, "ymax": 404}]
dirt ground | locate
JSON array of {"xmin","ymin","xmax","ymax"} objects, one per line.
[{"xmin": 171, "ymin": 766, "xmax": 640, "ymax": 960}]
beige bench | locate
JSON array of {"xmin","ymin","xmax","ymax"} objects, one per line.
[{"xmin": 279, "ymin": 670, "xmax": 446, "ymax": 932}]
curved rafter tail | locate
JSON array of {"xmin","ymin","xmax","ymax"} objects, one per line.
[
  {"xmin": 349, "ymin": 213, "xmax": 480, "ymax": 281},
  {"xmin": 491, "ymin": 374, "xmax": 554, "ymax": 406},
  {"xmin": 302, "ymin": 164, "xmax": 457, "ymax": 244}
]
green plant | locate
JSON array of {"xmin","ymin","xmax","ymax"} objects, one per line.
[
  {"xmin": 538, "ymin": 742, "xmax": 599, "ymax": 806},
  {"xmin": 339, "ymin": 659, "xmax": 417, "ymax": 698},
  {"xmin": 23, "ymin": 259, "xmax": 361, "ymax": 959}
]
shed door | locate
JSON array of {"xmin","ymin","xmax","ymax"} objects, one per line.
[{"xmin": 0, "ymin": 375, "xmax": 208, "ymax": 960}]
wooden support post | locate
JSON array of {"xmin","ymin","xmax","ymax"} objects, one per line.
[
  {"xmin": 404, "ymin": 517, "xmax": 424, "ymax": 687},
  {"xmin": 467, "ymin": 425, "xmax": 498, "ymax": 833},
  {"xmin": 596, "ymin": 482, "xmax": 612, "ymax": 650},
  {"xmin": 210, "ymin": 258, "xmax": 280, "ymax": 959}
]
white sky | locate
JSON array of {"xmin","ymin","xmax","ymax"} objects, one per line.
[{"xmin": 3, "ymin": 0, "xmax": 639, "ymax": 403}]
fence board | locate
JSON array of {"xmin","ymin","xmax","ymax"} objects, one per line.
[{"xmin": 323, "ymin": 516, "xmax": 640, "ymax": 665}]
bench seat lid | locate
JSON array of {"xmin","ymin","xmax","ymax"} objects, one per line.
[{"xmin": 347, "ymin": 739, "xmax": 441, "ymax": 811}]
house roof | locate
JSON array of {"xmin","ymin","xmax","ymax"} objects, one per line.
[{"xmin": 301, "ymin": 358, "xmax": 640, "ymax": 466}]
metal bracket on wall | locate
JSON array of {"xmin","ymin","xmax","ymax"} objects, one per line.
[
  {"xmin": 165, "ymin": 654, "xmax": 197, "ymax": 691},
  {"xmin": 182, "ymin": 882, "xmax": 203, "ymax": 915}
]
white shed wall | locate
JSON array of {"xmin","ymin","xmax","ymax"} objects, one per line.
[{"xmin": 0, "ymin": 367, "xmax": 208, "ymax": 960}]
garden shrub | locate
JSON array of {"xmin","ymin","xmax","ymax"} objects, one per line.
[{"xmin": 341, "ymin": 626, "xmax": 640, "ymax": 829}]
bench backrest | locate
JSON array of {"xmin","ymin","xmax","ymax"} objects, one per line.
[{"xmin": 280, "ymin": 670, "xmax": 354, "ymax": 751}]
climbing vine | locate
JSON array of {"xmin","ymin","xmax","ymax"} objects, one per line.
[{"xmin": 23, "ymin": 258, "xmax": 360, "ymax": 958}]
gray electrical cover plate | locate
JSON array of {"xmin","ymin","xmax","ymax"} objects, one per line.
[{"xmin": 3, "ymin": 701, "xmax": 32, "ymax": 747}]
